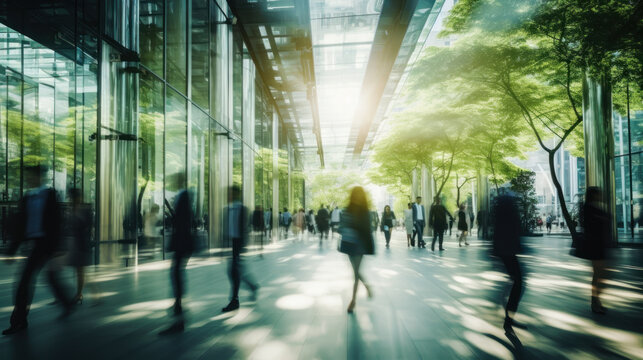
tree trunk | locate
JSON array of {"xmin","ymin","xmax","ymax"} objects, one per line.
[{"xmin": 548, "ymin": 151, "xmax": 576, "ymax": 237}]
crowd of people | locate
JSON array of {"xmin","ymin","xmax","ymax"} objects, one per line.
[{"xmin": 1, "ymin": 168, "xmax": 611, "ymax": 342}]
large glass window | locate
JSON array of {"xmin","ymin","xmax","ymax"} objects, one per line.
[
  {"xmin": 165, "ymin": 87, "xmax": 187, "ymax": 250},
  {"xmin": 167, "ymin": 0, "xmax": 187, "ymax": 94},
  {"xmin": 139, "ymin": 71, "xmax": 165, "ymax": 261},
  {"xmin": 190, "ymin": 104, "xmax": 209, "ymax": 249},
  {"xmin": 191, "ymin": 0, "xmax": 209, "ymax": 110},
  {"xmin": 140, "ymin": 0, "xmax": 164, "ymax": 75}
]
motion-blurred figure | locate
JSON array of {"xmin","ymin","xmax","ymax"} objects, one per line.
[
  {"xmin": 280, "ymin": 208, "xmax": 292, "ymax": 239},
  {"xmin": 306, "ymin": 209, "xmax": 316, "ymax": 235},
  {"xmin": 264, "ymin": 207, "xmax": 272, "ymax": 239},
  {"xmin": 293, "ymin": 208, "xmax": 305, "ymax": 240},
  {"xmin": 252, "ymin": 205, "xmax": 265, "ymax": 252},
  {"xmin": 67, "ymin": 189, "xmax": 92, "ymax": 305},
  {"xmin": 143, "ymin": 204, "xmax": 161, "ymax": 248},
  {"xmin": 160, "ymin": 174, "xmax": 195, "ymax": 334},
  {"xmin": 583, "ymin": 187, "xmax": 610, "ymax": 314},
  {"xmin": 380, "ymin": 205, "xmax": 396, "ymax": 248},
  {"xmin": 456, "ymin": 204, "xmax": 470, "ymax": 247},
  {"xmin": 316, "ymin": 205, "xmax": 330, "ymax": 244},
  {"xmin": 338, "ymin": 187, "xmax": 374, "ymax": 313},
  {"xmin": 404, "ymin": 203, "xmax": 414, "ymax": 247},
  {"xmin": 492, "ymin": 193, "xmax": 527, "ymax": 338},
  {"xmin": 330, "ymin": 206, "xmax": 341, "ymax": 237},
  {"xmin": 222, "ymin": 186, "xmax": 258, "ymax": 312},
  {"xmin": 3, "ymin": 165, "xmax": 73, "ymax": 335},
  {"xmin": 429, "ymin": 197, "xmax": 450, "ymax": 251}
]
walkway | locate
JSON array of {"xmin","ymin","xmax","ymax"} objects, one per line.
[{"xmin": 0, "ymin": 232, "xmax": 641, "ymax": 359}]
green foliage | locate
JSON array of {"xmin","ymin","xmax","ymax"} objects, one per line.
[
  {"xmin": 510, "ymin": 171, "xmax": 539, "ymax": 234},
  {"xmin": 307, "ymin": 170, "xmax": 366, "ymax": 211}
]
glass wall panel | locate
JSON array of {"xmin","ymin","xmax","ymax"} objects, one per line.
[
  {"xmin": 165, "ymin": 87, "xmax": 187, "ymax": 253},
  {"xmin": 53, "ymin": 52, "xmax": 75, "ymax": 200},
  {"xmin": 140, "ymin": 0, "xmax": 164, "ymax": 75},
  {"xmin": 232, "ymin": 33, "xmax": 243, "ymax": 134},
  {"xmin": 191, "ymin": 0, "xmax": 209, "ymax": 110},
  {"xmin": 139, "ymin": 71, "xmax": 164, "ymax": 262},
  {"xmin": 233, "ymin": 139, "xmax": 243, "ymax": 187},
  {"xmin": 278, "ymin": 125, "xmax": 289, "ymax": 210},
  {"xmin": 190, "ymin": 104, "xmax": 209, "ymax": 250},
  {"xmin": 167, "ymin": 0, "xmax": 187, "ymax": 94},
  {"xmin": 211, "ymin": 6, "xmax": 229, "ymax": 125}
]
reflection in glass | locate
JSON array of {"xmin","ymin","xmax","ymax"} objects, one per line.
[
  {"xmin": 165, "ymin": 87, "xmax": 187, "ymax": 254},
  {"xmin": 167, "ymin": 0, "xmax": 187, "ymax": 93},
  {"xmin": 191, "ymin": 0, "xmax": 209, "ymax": 110},
  {"xmin": 190, "ymin": 104, "xmax": 209, "ymax": 250},
  {"xmin": 140, "ymin": 0, "xmax": 164, "ymax": 75}
]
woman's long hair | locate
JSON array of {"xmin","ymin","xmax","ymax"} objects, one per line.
[{"xmin": 347, "ymin": 186, "xmax": 369, "ymax": 215}]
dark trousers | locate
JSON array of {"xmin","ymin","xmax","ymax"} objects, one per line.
[
  {"xmin": 500, "ymin": 255, "xmax": 524, "ymax": 314},
  {"xmin": 228, "ymin": 248, "xmax": 257, "ymax": 301},
  {"xmin": 412, "ymin": 220, "xmax": 425, "ymax": 246},
  {"xmin": 432, "ymin": 228, "xmax": 445, "ymax": 249},
  {"xmin": 383, "ymin": 229, "xmax": 391, "ymax": 245},
  {"xmin": 170, "ymin": 253, "xmax": 189, "ymax": 311},
  {"xmin": 10, "ymin": 250, "xmax": 70, "ymax": 326}
]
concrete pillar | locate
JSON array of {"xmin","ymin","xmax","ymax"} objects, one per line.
[
  {"xmin": 421, "ymin": 164, "xmax": 433, "ymax": 236},
  {"xmin": 272, "ymin": 112, "xmax": 280, "ymax": 241},
  {"xmin": 582, "ymin": 73, "xmax": 617, "ymax": 245}
]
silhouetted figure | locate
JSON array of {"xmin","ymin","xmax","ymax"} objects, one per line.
[
  {"xmin": 429, "ymin": 197, "xmax": 450, "ymax": 251},
  {"xmin": 3, "ymin": 166, "xmax": 73, "ymax": 335},
  {"xmin": 456, "ymin": 204, "xmax": 470, "ymax": 247},
  {"xmin": 160, "ymin": 176, "xmax": 195, "ymax": 334},
  {"xmin": 492, "ymin": 194, "xmax": 526, "ymax": 338},
  {"xmin": 338, "ymin": 187, "xmax": 374, "ymax": 313},
  {"xmin": 477, "ymin": 209, "xmax": 486, "ymax": 239},
  {"xmin": 306, "ymin": 209, "xmax": 316, "ymax": 234},
  {"xmin": 222, "ymin": 186, "xmax": 258, "ymax": 312},
  {"xmin": 582, "ymin": 187, "xmax": 610, "ymax": 314},
  {"xmin": 281, "ymin": 208, "xmax": 292, "ymax": 238},
  {"xmin": 67, "ymin": 189, "xmax": 92, "ymax": 305},
  {"xmin": 252, "ymin": 205, "xmax": 265, "ymax": 252},
  {"xmin": 293, "ymin": 208, "xmax": 306, "ymax": 240},
  {"xmin": 546, "ymin": 214, "xmax": 553, "ymax": 234},
  {"xmin": 330, "ymin": 206, "xmax": 341, "ymax": 237},
  {"xmin": 412, "ymin": 196, "xmax": 427, "ymax": 248},
  {"xmin": 264, "ymin": 208, "xmax": 272, "ymax": 238},
  {"xmin": 316, "ymin": 205, "xmax": 330, "ymax": 244},
  {"xmin": 404, "ymin": 203, "xmax": 413, "ymax": 247},
  {"xmin": 380, "ymin": 205, "xmax": 396, "ymax": 248}
]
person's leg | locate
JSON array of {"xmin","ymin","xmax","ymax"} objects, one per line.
[
  {"xmin": 347, "ymin": 255, "xmax": 364, "ymax": 311},
  {"xmin": 170, "ymin": 254, "xmax": 185, "ymax": 314},
  {"xmin": 75, "ymin": 266, "xmax": 85, "ymax": 302},
  {"xmin": 591, "ymin": 260, "xmax": 606, "ymax": 312},
  {"xmin": 384, "ymin": 230, "xmax": 390, "ymax": 246},
  {"xmin": 464, "ymin": 231, "xmax": 469, "ymax": 245},
  {"xmin": 8, "ymin": 254, "xmax": 45, "ymax": 328},
  {"xmin": 431, "ymin": 230, "xmax": 437, "ymax": 251},
  {"xmin": 438, "ymin": 230, "xmax": 445, "ymax": 250},
  {"xmin": 229, "ymin": 257, "xmax": 241, "ymax": 300},
  {"xmin": 458, "ymin": 231, "xmax": 463, "ymax": 246}
]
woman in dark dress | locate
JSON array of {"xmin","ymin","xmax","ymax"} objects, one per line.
[
  {"xmin": 380, "ymin": 205, "xmax": 396, "ymax": 248},
  {"xmin": 338, "ymin": 186, "xmax": 374, "ymax": 313},
  {"xmin": 457, "ymin": 204, "xmax": 470, "ymax": 247},
  {"xmin": 583, "ymin": 187, "xmax": 609, "ymax": 314}
]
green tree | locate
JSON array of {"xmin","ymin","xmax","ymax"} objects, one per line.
[{"xmin": 510, "ymin": 171, "xmax": 540, "ymax": 234}]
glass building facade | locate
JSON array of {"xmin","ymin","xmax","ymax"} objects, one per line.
[{"xmin": 0, "ymin": 0, "xmax": 300, "ymax": 265}]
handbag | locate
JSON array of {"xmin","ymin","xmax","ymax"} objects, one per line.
[{"xmin": 383, "ymin": 225, "xmax": 389, "ymax": 232}]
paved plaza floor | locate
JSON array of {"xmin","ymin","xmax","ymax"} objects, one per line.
[{"xmin": 0, "ymin": 232, "xmax": 641, "ymax": 359}]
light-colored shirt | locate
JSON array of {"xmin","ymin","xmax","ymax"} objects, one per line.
[
  {"xmin": 25, "ymin": 187, "xmax": 47, "ymax": 239},
  {"xmin": 415, "ymin": 203, "xmax": 424, "ymax": 221},
  {"xmin": 331, "ymin": 209, "xmax": 341, "ymax": 222}
]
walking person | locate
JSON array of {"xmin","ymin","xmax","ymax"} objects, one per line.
[
  {"xmin": 411, "ymin": 196, "xmax": 426, "ymax": 248},
  {"xmin": 330, "ymin": 206, "xmax": 341, "ymax": 237},
  {"xmin": 264, "ymin": 208, "xmax": 272, "ymax": 239},
  {"xmin": 316, "ymin": 205, "xmax": 330, "ymax": 245},
  {"xmin": 546, "ymin": 214, "xmax": 553, "ymax": 234},
  {"xmin": 3, "ymin": 165, "xmax": 74, "ymax": 335},
  {"xmin": 380, "ymin": 205, "xmax": 396, "ymax": 248},
  {"xmin": 222, "ymin": 186, "xmax": 259, "ymax": 312},
  {"xmin": 293, "ymin": 208, "xmax": 306, "ymax": 240},
  {"xmin": 429, "ymin": 196, "xmax": 451, "ymax": 252},
  {"xmin": 337, "ymin": 187, "xmax": 374, "ymax": 313},
  {"xmin": 160, "ymin": 175, "xmax": 195, "ymax": 334},
  {"xmin": 306, "ymin": 209, "xmax": 316, "ymax": 235},
  {"xmin": 404, "ymin": 203, "xmax": 414, "ymax": 247},
  {"xmin": 582, "ymin": 187, "xmax": 610, "ymax": 314},
  {"xmin": 456, "ymin": 204, "xmax": 470, "ymax": 247},
  {"xmin": 67, "ymin": 189, "xmax": 93, "ymax": 305},
  {"xmin": 281, "ymin": 208, "xmax": 292, "ymax": 239},
  {"xmin": 252, "ymin": 205, "xmax": 265, "ymax": 252},
  {"xmin": 492, "ymin": 193, "xmax": 527, "ymax": 338}
]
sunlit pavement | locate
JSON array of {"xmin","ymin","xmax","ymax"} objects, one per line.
[{"xmin": 0, "ymin": 232, "xmax": 641, "ymax": 360}]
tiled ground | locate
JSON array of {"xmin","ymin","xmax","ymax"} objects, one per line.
[{"xmin": 0, "ymin": 231, "xmax": 641, "ymax": 359}]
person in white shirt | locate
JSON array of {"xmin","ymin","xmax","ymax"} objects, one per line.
[{"xmin": 330, "ymin": 206, "xmax": 341, "ymax": 237}]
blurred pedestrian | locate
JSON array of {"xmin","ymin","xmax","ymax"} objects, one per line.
[
  {"xmin": 330, "ymin": 206, "xmax": 341, "ymax": 237},
  {"xmin": 412, "ymin": 196, "xmax": 426, "ymax": 248},
  {"xmin": 582, "ymin": 187, "xmax": 610, "ymax": 314},
  {"xmin": 160, "ymin": 174, "xmax": 195, "ymax": 334},
  {"xmin": 67, "ymin": 189, "xmax": 93, "ymax": 305},
  {"xmin": 281, "ymin": 208, "xmax": 292, "ymax": 238},
  {"xmin": 338, "ymin": 187, "xmax": 374, "ymax": 313},
  {"xmin": 252, "ymin": 205, "xmax": 265, "ymax": 252},
  {"xmin": 222, "ymin": 186, "xmax": 259, "ymax": 312},
  {"xmin": 492, "ymin": 193, "xmax": 527, "ymax": 338},
  {"xmin": 3, "ymin": 165, "xmax": 73, "ymax": 335},
  {"xmin": 546, "ymin": 214, "xmax": 553, "ymax": 234},
  {"xmin": 380, "ymin": 205, "xmax": 396, "ymax": 248},
  {"xmin": 316, "ymin": 205, "xmax": 330, "ymax": 244},
  {"xmin": 404, "ymin": 203, "xmax": 414, "ymax": 247},
  {"xmin": 429, "ymin": 197, "xmax": 450, "ymax": 252},
  {"xmin": 264, "ymin": 207, "xmax": 272, "ymax": 238},
  {"xmin": 306, "ymin": 209, "xmax": 316, "ymax": 234},
  {"xmin": 293, "ymin": 208, "xmax": 306, "ymax": 239},
  {"xmin": 457, "ymin": 204, "xmax": 470, "ymax": 247}
]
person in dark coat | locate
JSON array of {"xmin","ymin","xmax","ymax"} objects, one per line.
[
  {"xmin": 492, "ymin": 193, "xmax": 527, "ymax": 338},
  {"xmin": 380, "ymin": 205, "xmax": 396, "ymax": 248},
  {"xmin": 160, "ymin": 175, "xmax": 195, "ymax": 334},
  {"xmin": 252, "ymin": 205, "xmax": 265, "ymax": 252},
  {"xmin": 411, "ymin": 196, "xmax": 426, "ymax": 247},
  {"xmin": 338, "ymin": 186, "xmax": 374, "ymax": 313},
  {"xmin": 67, "ymin": 189, "xmax": 92, "ymax": 305},
  {"xmin": 3, "ymin": 165, "xmax": 74, "ymax": 336},
  {"xmin": 583, "ymin": 187, "xmax": 610, "ymax": 314},
  {"xmin": 316, "ymin": 205, "xmax": 330, "ymax": 243},
  {"xmin": 429, "ymin": 197, "xmax": 451, "ymax": 252},
  {"xmin": 457, "ymin": 204, "xmax": 470, "ymax": 247},
  {"xmin": 222, "ymin": 186, "xmax": 258, "ymax": 312}
]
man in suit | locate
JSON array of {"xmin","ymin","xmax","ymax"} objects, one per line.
[
  {"xmin": 222, "ymin": 186, "xmax": 259, "ymax": 312},
  {"xmin": 160, "ymin": 174, "xmax": 195, "ymax": 334},
  {"xmin": 3, "ymin": 165, "xmax": 73, "ymax": 335},
  {"xmin": 429, "ymin": 196, "xmax": 451, "ymax": 252},
  {"xmin": 412, "ymin": 196, "xmax": 427, "ymax": 248}
]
